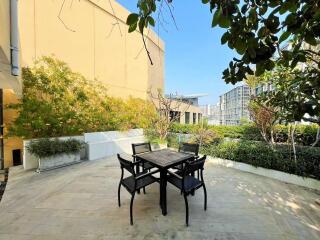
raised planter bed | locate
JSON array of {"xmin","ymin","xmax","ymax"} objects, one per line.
[
  {"xmin": 207, "ymin": 156, "xmax": 320, "ymax": 191},
  {"xmin": 37, "ymin": 152, "xmax": 82, "ymax": 173}
]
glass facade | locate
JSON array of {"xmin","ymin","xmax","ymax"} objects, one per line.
[{"xmin": 219, "ymin": 85, "xmax": 251, "ymax": 125}]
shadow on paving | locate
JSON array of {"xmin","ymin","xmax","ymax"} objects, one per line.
[{"xmin": 0, "ymin": 156, "xmax": 319, "ymax": 240}]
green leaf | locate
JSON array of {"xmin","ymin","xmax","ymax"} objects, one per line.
[
  {"xmin": 128, "ymin": 23, "xmax": 137, "ymax": 33},
  {"xmin": 202, "ymin": 0, "xmax": 210, "ymax": 4},
  {"xmin": 258, "ymin": 26, "xmax": 268, "ymax": 38},
  {"xmin": 126, "ymin": 13, "xmax": 139, "ymax": 25},
  {"xmin": 147, "ymin": 16, "xmax": 155, "ymax": 27},
  {"xmin": 138, "ymin": 18, "xmax": 145, "ymax": 33},
  {"xmin": 212, "ymin": 8, "xmax": 222, "ymax": 27},
  {"xmin": 279, "ymin": 31, "xmax": 291, "ymax": 44},
  {"xmin": 305, "ymin": 32, "xmax": 317, "ymax": 46},
  {"xmin": 248, "ymin": 47, "xmax": 256, "ymax": 58},
  {"xmin": 255, "ymin": 63, "xmax": 265, "ymax": 76},
  {"xmin": 221, "ymin": 32, "xmax": 229, "ymax": 45},
  {"xmin": 235, "ymin": 39, "xmax": 246, "ymax": 55},
  {"xmin": 140, "ymin": 1, "xmax": 148, "ymax": 15},
  {"xmin": 219, "ymin": 15, "xmax": 231, "ymax": 28}
]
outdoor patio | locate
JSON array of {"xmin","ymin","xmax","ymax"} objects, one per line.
[{"xmin": 0, "ymin": 156, "xmax": 319, "ymax": 240}]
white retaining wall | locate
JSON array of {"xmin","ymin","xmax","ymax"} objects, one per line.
[
  {"xmin": 207, "ymin": 156, "xmax": 320, "ymax": 191},
  {"xmin": 84, "ymin": 129, "xmax": 145, "ymax": 161}
]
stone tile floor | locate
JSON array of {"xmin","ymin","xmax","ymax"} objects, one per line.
[{"xmin": 0, "ymin": 156, "xmax": 319, "ymax": 240}]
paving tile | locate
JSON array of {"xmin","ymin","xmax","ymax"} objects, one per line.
[{"xmin": 0, "ymin": 156, "xmax": 319, "ymax": 239}]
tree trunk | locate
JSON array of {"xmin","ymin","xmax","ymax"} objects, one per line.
[
  {"xmin": 290, "ymin": 123, "xmax": 297, "ymax": 164},
  {"xmin": 312, "ymin": 126, "xmax": 320, "ymax": 147},
  {"xmin": 260, "ymin": 130, "xmax": 269, "ymax": 144},
  {"xmin": 270, "ymin": 127, "xmax": 275, "ymax": 145}
]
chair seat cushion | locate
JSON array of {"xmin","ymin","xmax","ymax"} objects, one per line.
[
  {"xmin": 122, "ymin": 172, "xmax": 157, "ymax": 193},
  {"xmin": 168, "ymin": 175, "xmax": 202, "ymax": 193}
]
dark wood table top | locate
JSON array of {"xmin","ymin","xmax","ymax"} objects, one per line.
[{"xmin": 137, "ymin": 149, "xmax": 194, "ymax": 169}]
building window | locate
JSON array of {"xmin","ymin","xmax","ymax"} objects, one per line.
[
  {"xmin": 193, "ymin": 113, "xmax": 197, "ymax": 124},
  {"xmin": 170, "ymin": 111, "xmax": 180, "ymax": 122},
  {"xmin": 185, "ymin": 112, "xmax": 190, "ymax": 124}
]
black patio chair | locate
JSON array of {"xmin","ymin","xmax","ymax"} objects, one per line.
[
  {"xmin": 132, "ymin": 142, "xmax": 155, "ymax": 172},
  {"xmin": 167, "ymin": 155, "xmax": 207, "ymax": 226},
  {"xmin": 174, "ymin": 143, "xmax": 200, "ymax": 172},
  {"xmin": 117, "ymin": 154, "xmax": 159, "ymax": 225}
]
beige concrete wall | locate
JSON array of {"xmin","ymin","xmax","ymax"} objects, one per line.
[
  {"xmin": 178, "ymin": 103, "xmax": 202, "ymax": 124},
  {"xmin": 169, "ymin": 100, "xmax": 202, "ymax": 125},
  {"xmin": 1, "ymin": 0, "xmax": 165, "ymax": 168},
  {"xmin": 3, "ymin": 89, "xmax": 23, "ymax": 168},
  {"xmin": 18, "ymin": 0, "xmax": 165, "ymax": 99}
]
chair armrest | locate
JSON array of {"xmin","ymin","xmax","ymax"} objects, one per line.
[
  {"xmin": 135, "ymin": 169, "xmax": 160, "ymax": 180},
  {"xmin": 167, "ymin": 170, "xmax": 183, "ymax": 180}
]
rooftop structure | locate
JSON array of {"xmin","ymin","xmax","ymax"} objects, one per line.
[{"xmin": 166, "ymin": 93, "xmax": 208, "ymax": 106}]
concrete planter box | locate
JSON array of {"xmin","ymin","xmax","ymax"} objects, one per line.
[
  {"xmin": 207, "ymin": 156, "xmax": 320, "ymax": 191},
  {"xmin": 24, "ymin": 136, "xmax": 85, "ymax": 170},
  {"xmin": 37, "ymin": 152, "xmax": 81, "ymax": 173}
]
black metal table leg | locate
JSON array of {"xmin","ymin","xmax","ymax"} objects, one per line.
[
  {"xmin": 136, "ymin": 159, "xmax": 140, "ymax": 194},
  {"xmin": 160, "ymin": 170, "xmax": 167, "ymax": 216}
]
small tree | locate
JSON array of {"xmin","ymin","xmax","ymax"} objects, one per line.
[
  {"xmin": 191, "ymin": 121, "xmax": 219, "ymax": 148},
  {"xmin": 148, "ymin": 89, "xmax": 190, "ymax": 142},
  {"xmin": 248, "ymin": 99, "xmax": 278, "ymax": 146}
]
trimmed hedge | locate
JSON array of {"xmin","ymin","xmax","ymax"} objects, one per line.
[
  {"xmin": 170, "ymin": 123, "xmax": 319, "ymax": 146},
  {"xmin": 27, "ymin": 138, "xmax": 83, "ymax": 158},
  {"xmin": 201, "ymin": 141, "xmax": 320, "ymax": 180}
]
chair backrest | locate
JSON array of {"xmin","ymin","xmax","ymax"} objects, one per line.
[
  {"xmin": 132, "ymin": 142, "xmax": 152, "ymax": 155},
  {"xmin": 183, "ymin": 155, "xmax": 206, "ymax": 178},
  {"xmin": 179, "ymin": 143, "xmax": 199, "ymax": 156},
  {"xmin": 117, "ymin": 154, "xmax": 135, "ymax": 175}
]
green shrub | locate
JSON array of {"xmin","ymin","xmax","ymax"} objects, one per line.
[
  {"xmin": 274, "ymin": 124, "xmax": 319, "ymax": 146},
  {"xmin": 167, "ymin": 133, "xmax": 180, "ymax": 149},
  {"xmin": 170, "ymin": 123, "xmax": 319, "ymax": 146},
  {"xmin": 8, "ymin": 57, "xmax": 156, "ymax": 139},
  {"xmin": 201, "ymin": 141, "xmax": 320, "ymax": 179},
  {"xmin": 27, "ymin": 138, "xmax": 84, "ymax": 158},
  {"xmin": 144, "ymin": 129, "xmax": 169, "ymax": 145},
  {"xmin": 170, "ymin": 123, "xmax": 261, "ymax": 140}
]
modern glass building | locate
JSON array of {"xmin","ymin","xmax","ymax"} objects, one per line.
[{"xmin": 219, "ymin": 85, "xmax": 251, "ymax": 126}]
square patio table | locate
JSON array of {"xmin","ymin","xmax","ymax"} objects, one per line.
[{"xmin": 137, "ymin": 149, "xmax": 194, "ymax": 216}]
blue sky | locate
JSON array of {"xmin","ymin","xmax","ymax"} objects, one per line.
[{"xmin": 117, "ymin": 0, "xmax": 242, "ymax": 105}]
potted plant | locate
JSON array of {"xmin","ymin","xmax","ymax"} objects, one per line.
[{"xmin": 27, "ymin": 138, "xmax": 84, "ymax": 172}]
